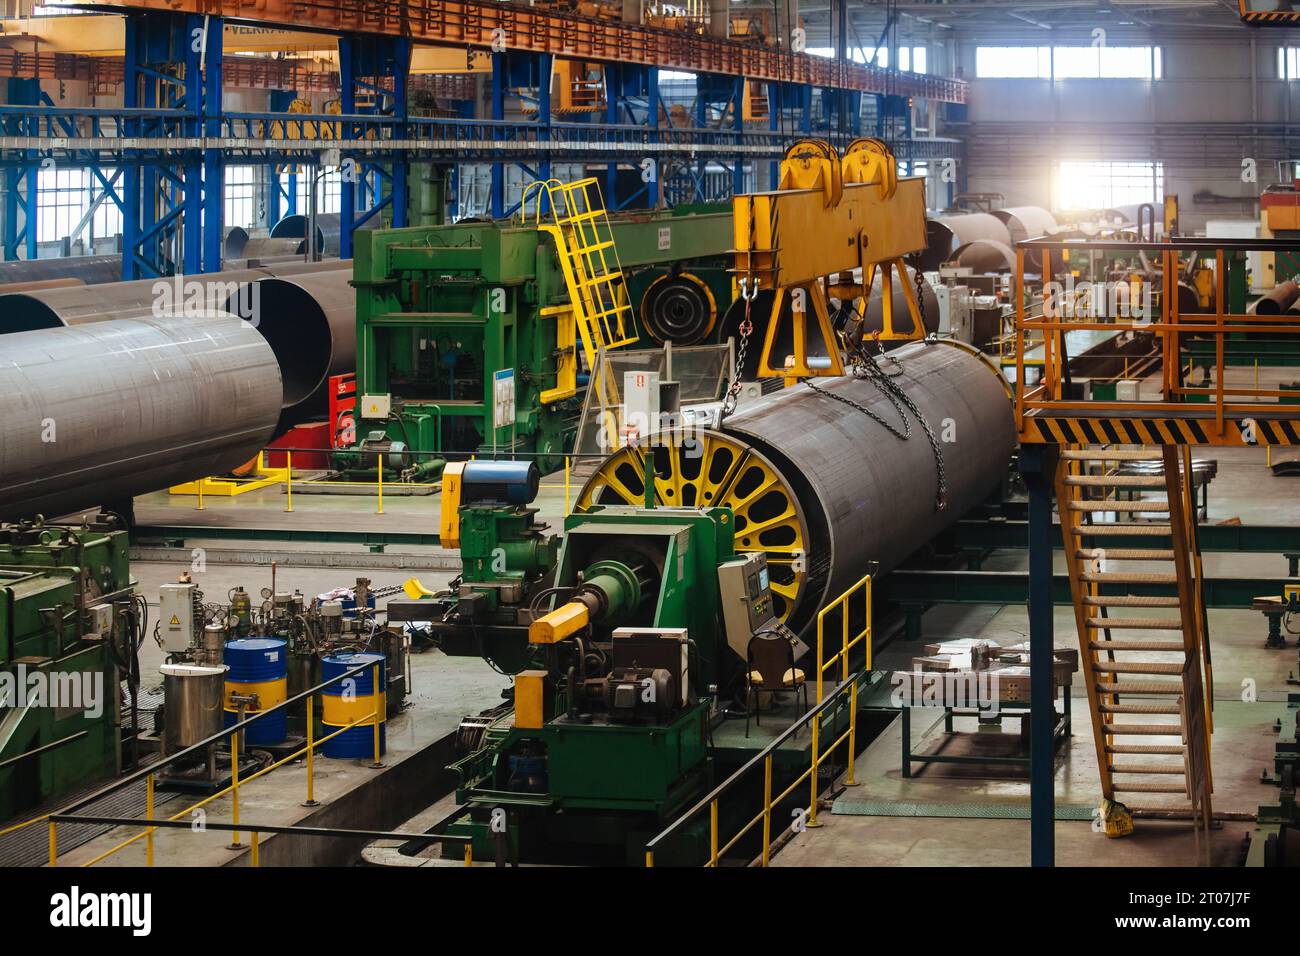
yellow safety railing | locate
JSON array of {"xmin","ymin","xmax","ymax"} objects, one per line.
[
  {"xmin": 36, "ymin": 661, "xmax": 392, "ymax": 868},
  {"xmin": 816, "ymin": 572, "xmax": 872, "ymax": 703},
  {"xmin": 643, "ymin": 666, "xmax": 866, "ymax": 868}
]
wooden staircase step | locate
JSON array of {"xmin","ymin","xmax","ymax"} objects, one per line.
[
  {"xmin": 1076, "ymin": 524, "xmax": 1173, "ymax": 536},
  {"xmin": 1066, "ymin": 475, "xmax": 1168, "ymax": 488},
  {"xmin": 1100, "ymin": 702, "xmax": 1182, "ymax": 715},
  {"xmin": 1106, "ymin": 743, "xmax": 1185, "ymax": 755},
  {"xmin": 1061, "ymin": 449, "xmax": 1163, "ymax": 461},
  {"xmin": 1103, "ymin": 722, "xmax": 1185, "ymax": 736},
  {"xmin": 1109, "ymin": 762, "xmax": 1186, "ymax": 775},
  {"xmin": 1096, "ymin": 681, "xmax": 1184, "ymax": 695},
  {"xmin": 1112, "ymin": 782, "xmax": 1190, "ymax": 794},
  {"xmin": 1079, "ymin": 571, "xmax": 1178, "ymax": 584},
  {"xmin": 1089, "ymin": 640, "xmax": 1188, "ymax": 652},
  {"xmin": 1086, "ymin": 617, "xmax": 1183, "ymax": 630},
  {"xmin": 1076, "ymin": 548, "xmax": 1176, "ymax": 561},
  {"xmin": 1069, "ymin": 500, "xmax": 1170, "ymax": 513},
  {"xmin": 1084, "ymin": 595, "xmax": 1181, "ymax": 608},
  {"xmin": 1092, "ymin": 661, "xmax": 1185, "ymax": 675}
]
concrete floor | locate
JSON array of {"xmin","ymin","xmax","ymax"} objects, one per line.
[{"xmin": 774, "ymin": 443, "xmax": 1299, "ymax": 868}]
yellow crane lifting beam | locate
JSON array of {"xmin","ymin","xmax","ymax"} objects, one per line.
[{"xmin": 731, "ymin": 138, "xmax": 929, "ymax": 378}]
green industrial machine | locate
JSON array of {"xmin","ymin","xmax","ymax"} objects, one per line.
[
  {"xmin": 0, "ymin": 520, "xmax": 141, "ymax": 822},
  {"xmin": 346, "ymin": 202, "xmax": 736, "ymax": 478},
  {"xmin": 387, "ymin": 458, "xmax": 815, "ymax": 865}
]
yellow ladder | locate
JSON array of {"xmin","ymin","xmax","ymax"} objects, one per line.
[
  {"xmin": 1056, "ymin": 445, "xmax": 1213, "ymax": 828},
  {"xmin": 523, "ymin": 177, "xmax": 639, "ymax": 370}
]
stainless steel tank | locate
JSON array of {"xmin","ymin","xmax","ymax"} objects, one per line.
[
  {"xmin": 579, "ymin": 340, "xmax": 1016, "ymax": 634},
  {"xmin": 160, "ymin": 663, "xmax": 228, "ymax": 755},
  {"xmin": 0, "ymin": 313, "xmax": 282, "ymax": 522}
]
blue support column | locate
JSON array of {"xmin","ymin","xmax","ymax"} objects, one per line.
[
  {"xmin": 3, "ymin": 78, "xmax": 40, "ymax": 261},
  {"xmin": 604, "ymin": 65, "xmax": 620, "ymax": 206},
  {"xmin": 490, "ymin": 52, "xmax": 506, "ymax": 219},
  {"xmin": 537, "ymin": 53, "xmax": 552, "ymax": 187},
  {"xmin": 1020, "ymin": 443, "xmax": 1059, "ymax": 867},
  {"xmin": 768, "ymin": 81, "xmax": 780, "ymax": 189},
  {"xmin": 201, "ymin": 18, "xmax": 223, "ymax": 271}
]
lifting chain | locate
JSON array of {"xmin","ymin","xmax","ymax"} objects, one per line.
[
  {"xmin": 801, "ymin": 266, "xmax": 948, "ymax": 512},
  {"xmin": 723, "ymin": 209, "xmax": 760, "ymax": 418}
]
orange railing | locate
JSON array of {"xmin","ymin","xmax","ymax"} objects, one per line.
[{"xmin": 1013, "ymin": 237, "xmax": 1300, "ymax": 440}]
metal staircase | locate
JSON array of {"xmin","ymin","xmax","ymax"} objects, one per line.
[{"xmin": 1055, "ymin": 445, "xmax": 1214, "ymax": 827}]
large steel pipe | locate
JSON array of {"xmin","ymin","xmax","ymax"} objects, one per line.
[
  {"xmin": 1252, "ymin": 280, "xmax": 1300, "ymax": 315},
  {"xmin": 0, "ymin": 260, "xmax": 349, "ymax": 334},
  {"xmin": 0, "ymin": 254, "xmax": 122, "ymax": 287},
  {"xmin": 579, "ymin": 340, "xmax": 1015, "ymax": 634},
  {"xmin": 0, "ymin": 314, "xmax": 282, "ymax": 523},
  {"xmin": 221, "ymin": 268, "xmax": 356, "ymax": 413},
  {"xmin": 921, "ymin": 214, "xmax": 1013, "ymax": 271},
  {"xmin": 992, "ymin": 206, "xmax": 1057, "ymax": 244},
  {"xmin": 270, "ymin": 212, "xmax": 341, "ymax": 256}
]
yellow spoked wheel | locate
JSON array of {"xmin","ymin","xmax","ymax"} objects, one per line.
[{"xmin": 576, "ymin": 431, "xmax": 809, "ymax": 623}]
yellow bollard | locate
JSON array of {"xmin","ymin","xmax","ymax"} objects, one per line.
[
  {"xmin": 644, "ymin": 849, "xmax": 654, "ymax": 868},
  {"xmin": 146, "ymin": 773, "xmax": 155, "ymax": 866},
  {"xmin": 564, "ymin": 456, "xmax": 571, "ymax": 516},
  {"xmin": 285, "ymin": 450, "xmax": 293, "ymax": 513},
  {"xmin": 197, "ymin": 476, "xmax": 204, "ymax": 511},
  {"xmin": 251, "ymin": 831, "xmax": 260, "ymax": 868},
  {"xmin": 464, "ymin": 842, "xmax": 473, "ymax": 867},
  {"xmin": 370, "ymin": 664, "xmax": 383, "ymax": 768},
  {"xmin": 303, "ymin": 692, "xmax": 318, "ymax": 807},
  {"xmin": 48, "ymin": 821, "xmax": 57, "ymax": 867},
  {"xmin": 377, "ymin": 455, "xmax": 384, "ymax": 515}
]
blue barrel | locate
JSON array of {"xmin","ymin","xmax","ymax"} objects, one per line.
[
  {"xmin": 223, "ymin": 637, "xmax": 288, "ymax": 745},
  {"xmin": 321, "ymin": 653, "xmax": 387, "ymax": 759}
]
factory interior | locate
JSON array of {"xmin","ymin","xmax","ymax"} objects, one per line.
[{"xmin": 0, "ymin": 0, "xmax": 1298, "ymax": 909}]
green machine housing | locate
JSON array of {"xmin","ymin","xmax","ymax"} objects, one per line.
[
  {"xmin": 348, "ymin": 206, "xmax": 735, "ymax": 477},
  {"xmin": 0, "ymin": 522, "xmax": 137, "ymax": 822}
]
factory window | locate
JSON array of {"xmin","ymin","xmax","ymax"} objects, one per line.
[
  {"xmin": 1057, "ymin": 160, "xmax": 1163, "ymax": 211},
  {"xmin": 1053, "ymin": 45, "xmax": 1161, "ymax": 80},
  {"xmin": 295, "ymin": 167, "xmax": 342, "ymax": 215},
  {"xmin": 809, "ymin": 46, "xmax": 927, "ymax": 73},
  {"xmin": 975, "ymin": 46, "xmax": 1159, "ymax": 79},
  {"xmin": 90, "ymin": 173, "xmax": 124, "ymax": 240},
  {"xmin": 36, "ymin": 168, "xmax": 88, "ymax": 244},
  {"xmin": 1278, "ymin": 47, "xmax": 1300, "ymax": 79},
  {"xmin": 224, "ymin": 165, "xmax": 259, "ymax": 230},
  {"xmin": 975, "ymin": 46, "xmax": 1052, "ymax": 78}
]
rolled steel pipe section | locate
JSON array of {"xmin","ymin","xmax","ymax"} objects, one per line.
[
  {"xmin": 0, "ymin": 314, "xmax": 282, "ymax": 523},
  {"xmin": 1252, "ymin": 280, "xmax": 1300, "ymax": 315},
  {"xmin": 0, "ymin": 254, "xmax": 122, "ymax": 287},
  {"xmin": 921, "ymin": 214, "xmax": 1013, "ymax": 271},
  {"xmin": 221, "ymin": 267, "xmax": 356, "ymax": 412},
  {"xmin": 579, "ymin": 340, "xmax": 1015, "ymax": 634}
]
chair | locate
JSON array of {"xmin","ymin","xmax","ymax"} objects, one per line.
[{"xmin": 745, "ymin": 632, "xmax": 809, "ymax": 738}]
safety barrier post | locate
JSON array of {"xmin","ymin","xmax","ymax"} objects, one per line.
[
  {"xmin": 845, "ymin": 681, "xmax": 859, "ymax": 787},
  {"xmin": 807, "ymin": 716, "xmax": 822, "ymax": 828},
  {"xmin": 197, "ymin": 476, "xmax": 204, "ymax": 511},
  {"xmin": 48, "ymin": 821, "xmax": 56, "ymax": 867},
  {"xmin": 761, "ymin": 754, "xmax": 773, "ymax": 866},
  {"xmin": 285, "ymin": 450, "xmax": 293, "ymax": 513},
  {"xmin": 564, "ymin": 455, "xmax": 571, "ymax": 515},
  {"xmin": 377, "ymin": 454, "xmax": 384, "ymax": 514},
  {"xmin": 709, "ymin": 799, "xmax": 719, "ymax": 867},
  {"xmin": 228, "ymin": 731, "xmax": 242, "ymax": 849},
  {"xmin": 146, "ymin": 773, "xmax": 155, "ymax": 866},
  {"xmin": 250, "ymin": 831, "xmax": 260, "ymax": 867},
  {"xmin": 464, "ymin": 843, "xmax": 474, "ymax": 867},
  {"xmin": 370, "ymin": 665, "xmax": 383, "ymax": 768},
  {"xmin": 303, "ymin": 691, "xmax": 318, "ymax": 807}
]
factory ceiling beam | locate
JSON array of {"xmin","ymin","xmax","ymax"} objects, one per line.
[{"xmin": 71, "ymin": 0, "xmax": 968, "ymax": 102}]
